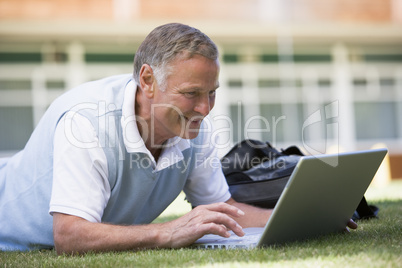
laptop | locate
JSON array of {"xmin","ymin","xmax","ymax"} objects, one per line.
[{"xmin": 192, "ymin": 148, "xmax": 388, "ymax": 249}]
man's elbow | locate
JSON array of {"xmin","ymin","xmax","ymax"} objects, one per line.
[
  {"xmin": 53, "ymin": 224, "xmax": 80, "ymax": 255},
  {"xmin": 53, "ymin": 213, "xmax": 86, "ymax": 255},
  {"xmin": 53, "ymin": 230, "xmax": 69, "ymax": 255}
]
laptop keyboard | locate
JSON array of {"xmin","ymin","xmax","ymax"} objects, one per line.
[
  {"xmin": 192, "ymin": 230, "xmax": 262, "ymax": 249},
  {"xmin": 196, "ymin": 242, "xmax": 257, "ymax": 249}
]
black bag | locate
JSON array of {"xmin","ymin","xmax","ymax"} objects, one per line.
[{"xmin": 221, "ymin": 139, "xmax": 378, "ymax": 220}]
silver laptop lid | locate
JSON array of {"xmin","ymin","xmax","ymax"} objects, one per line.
[{"xmin": 258, "ymin": 148, "xmax": 388, "ymax": 247}]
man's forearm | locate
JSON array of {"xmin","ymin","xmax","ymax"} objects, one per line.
[
  {"xmin": 53, "ymin": 213, "xmax": 171, "ymax": 254},
  {"xmin": 53, "ymin": 202, "xmax": 246, "ymax": 254},
  {"xmin": 226, "ymin": 198, "xmax": 272, "ymax": 228}
]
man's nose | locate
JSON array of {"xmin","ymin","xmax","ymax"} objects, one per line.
[{"xmin": 194, "ymin": 95, "xmax": 211, "ymax": 116}]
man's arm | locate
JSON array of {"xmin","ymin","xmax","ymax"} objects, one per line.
[
  {"xmin": 53, "ymin": 198, "xmax": 357, "ymax": 254},
  {"xmin": 225, "ymin": 197, "xmax": 271, "ymax": 228},
  {"xmin": 53, "ymin": 202, "xmax": 245, "ymax": 254}
]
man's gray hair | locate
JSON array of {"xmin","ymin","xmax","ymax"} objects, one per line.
[{"xmin": 133, "ymin": 23, "xmax": 219, "ymax": 88}]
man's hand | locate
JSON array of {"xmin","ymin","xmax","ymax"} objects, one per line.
[
  {"xmin": 345, "ymin": 218, "xmax": 358, "ymax": 233},
  {"xmin": 160, "ymin": 202, "xmax": 246, "ymax": 248}
]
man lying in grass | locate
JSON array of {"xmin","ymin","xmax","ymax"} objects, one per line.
[{"xmin": 0, "ymin": 23, "xmax": 357, "ymax": 254}]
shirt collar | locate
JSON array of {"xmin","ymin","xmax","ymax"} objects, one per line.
[{"xmin": 121, "ymin": 79, "xmax": 190, "ymax": 170}]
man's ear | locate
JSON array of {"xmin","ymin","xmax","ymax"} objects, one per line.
[{"xmin": 139, "ymin": 64, "xmax": 155, "ymax": 98}]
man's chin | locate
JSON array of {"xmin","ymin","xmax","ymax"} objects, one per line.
[
  {"xmin": 179, "ymin": 118, "xmax": 203, "ymax": 139},
  {"xmin": 181, "ymin": 129, "xmax": 201, "ymax": 140}
]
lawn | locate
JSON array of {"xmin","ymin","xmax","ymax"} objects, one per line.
[{"xmin": 1, "ymin": 181, "xmax": 401, "ymax": 268}]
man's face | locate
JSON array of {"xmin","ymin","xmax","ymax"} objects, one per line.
[{"xmin": 151, "ymin": 54, "xmax": 220, "ymax": 142}]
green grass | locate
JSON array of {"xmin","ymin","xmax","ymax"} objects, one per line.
[{"xmin": 1, "ymin": 181, "xmax": 401, "ymax": 268}]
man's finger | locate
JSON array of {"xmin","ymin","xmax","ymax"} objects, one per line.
[
  {"xmin": 193, "ymin": 203, "xmax": 245, "ymax": 237},
  {"xmin": 198, "ymin": 221, "xmax": 245, "ymax": 238},
  {"xmin": 199, "ymin": 202, "xmax": 245, "ymax": 218},
  {"xmin": 199, "ymin": 210, "xmax": 245, "ymax": 237},
  {"xmin": 347, "ymin": 219, "xmax": 358, "ymax": 229}
]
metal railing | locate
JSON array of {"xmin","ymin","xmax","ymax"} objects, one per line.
[{"xmin": 0, "ymin": 50, "xmax": 401, "ymax": 157}]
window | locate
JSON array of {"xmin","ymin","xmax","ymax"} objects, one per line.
[
  {"xmin": 0, "ymin": 107, "xmax": 34, "ymax": 151},
  {"xmin": 354, "ymin": 102, "xmax": 398, "ymax": 140}
]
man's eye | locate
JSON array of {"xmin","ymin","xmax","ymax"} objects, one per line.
[
  {"xmin": 209, "ymin": 90, "xmax": 216, "ymax": 96},
  {"xmin": 184, "ymin": 92, "xmax": 196, "ymax": 97}
]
